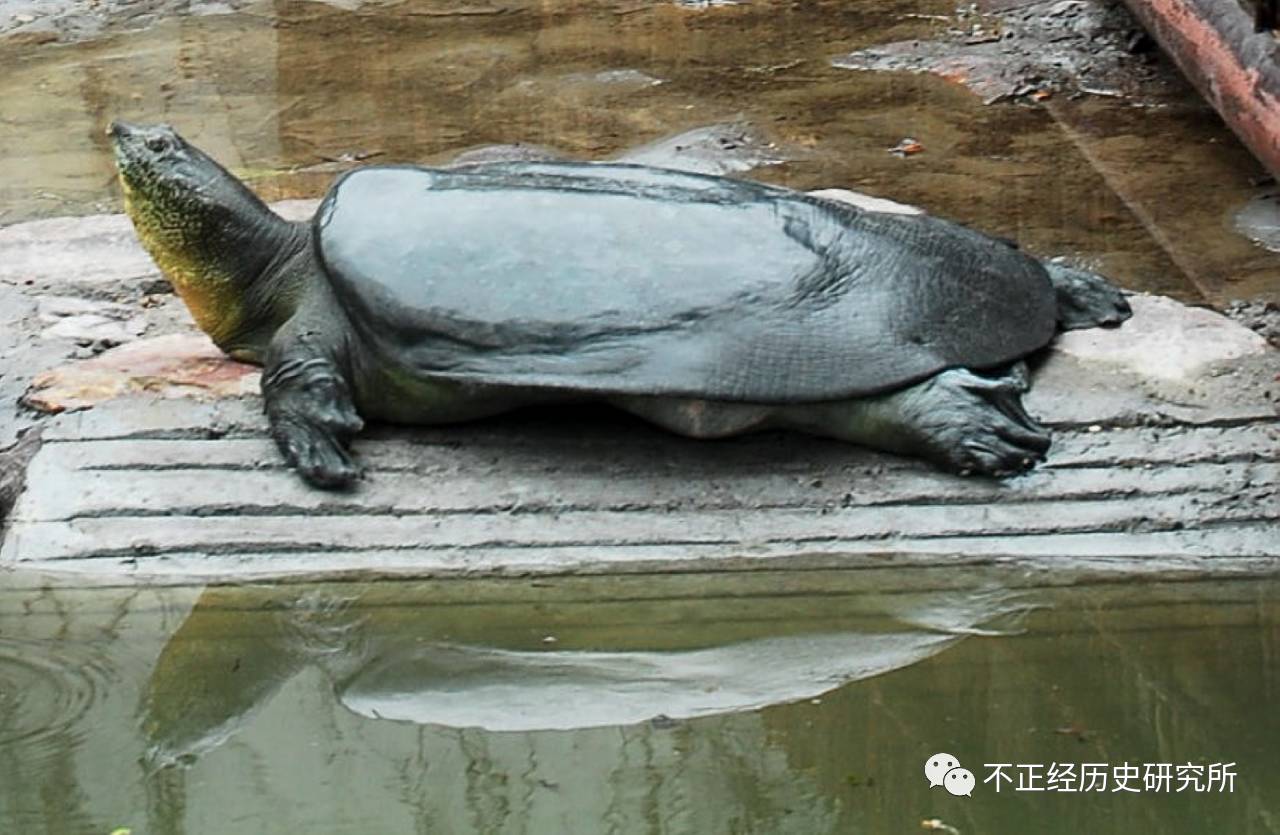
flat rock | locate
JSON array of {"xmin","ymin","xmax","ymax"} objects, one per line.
[
  {"xmin": 37, "ymin": 295, "xmax": 136, "ymax": 320},
  {"xmin": 0, "ymin": 213, "xmax": 161, "ymax": 298},
  {"xmin": 2, "ymin": 181, "xmax": 1276, "ymax": 582},
  {"xmin": 1235, "ymin": 190, "xmax": 1280, "ymax": 254},
  {"xmin": 2, "ymin": 291, "xmax": 1275, "ymax": 580},
  {"xmin": 21, "ymin": 333, "xmax": 259, "ymax": 414},
  {"xmin": 1053, "ymin": 293, "xmax": 1270, "ymax": 380},
  {"xmin": 40, "ymin": 314, "xmax": 144, "ymax": 348},
  {"xmin": 618, "ymin": 122, "xmax": 789, "ymax": 175}
]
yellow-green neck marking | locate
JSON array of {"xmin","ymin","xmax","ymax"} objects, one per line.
[
  {"xmin": 121, "ymin": 180, "xmax": 246, "ymax": 347},
  {"xmin": 110, "ymin": 122, "xmax": 305, "ymax": 361}
]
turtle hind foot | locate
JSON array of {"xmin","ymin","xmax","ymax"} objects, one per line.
[
  {"xmin": 263, "ymin": 358, "xmax": 365, "ymax": 490},
  {"xmin": 1044, "ymin": 261, "xmax": 1132, "ymax": 331},
  {"xmin": 880, "ymin": 365, "xmax": 1051, "ymax": 477},
  {"xmin": 930, "ymin": 367, "xmax": 1051, "ymax": 477}
]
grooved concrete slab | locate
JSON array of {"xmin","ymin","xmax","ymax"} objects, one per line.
[{"xmin": 2, "ymin": 293, "xmax": 1277, "ymax": 582}]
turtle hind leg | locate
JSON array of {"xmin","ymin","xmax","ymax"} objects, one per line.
[
  {"xmin": 782, "ymin": 364, "xmax": 1051, "ymax": 476},
  {"xmin": 1044, "ymin": 261, "xmax": 1132, "ymax": 331},
  {"xmin": 262, "ymin": 338, "xmax": 365, "ymax": 489}
]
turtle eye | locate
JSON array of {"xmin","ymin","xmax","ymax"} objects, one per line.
[{"xmin": 145, "ymin": 136, "xmax": 170, "ymax": 153}]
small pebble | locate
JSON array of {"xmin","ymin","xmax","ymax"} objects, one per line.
[{"xmin": 888, "ymin": 137, "xmax": 925, "ymax": 157}]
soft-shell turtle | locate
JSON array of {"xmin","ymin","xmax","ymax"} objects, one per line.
[{"xmin": 110, "ymin": 122, "xmax": 1130, "ymax": 488}]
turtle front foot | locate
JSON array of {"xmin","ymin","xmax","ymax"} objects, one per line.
[
  {"xmin": 271, "ymin": 413, "xmax": 363, "ymax": 489},
  {"xmin": 263, "ymin": 357, "xmax": 365, "ymax": 489}
]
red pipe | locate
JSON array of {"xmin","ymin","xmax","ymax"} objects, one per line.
[{"xmin": 1121, "ymin": 0, "xmax": 1280, "ymax": 179}]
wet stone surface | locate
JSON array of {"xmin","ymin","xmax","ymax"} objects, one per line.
[
  {"xmin": 2, "ymin": 276, "xmax": 1275, "ymax": 578},
  {"xmin": 832, "ymin": 0, "xmax": 1176, "ymax": 104},
  {"xmin": 1235, "ymin": 189, "xmax": 1280, "ymax": 254},
  {"xmin": 0, "ymin": 0, "xmax": 256, "ymax": 45}
]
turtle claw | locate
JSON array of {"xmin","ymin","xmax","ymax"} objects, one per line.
[
  {"xmin": 297, "ymin": 434, "xmax": 362, "ymax": 488},
  {"xmin": 782, "ymin": 363, "xmax": 1051, "ymax": 476}
]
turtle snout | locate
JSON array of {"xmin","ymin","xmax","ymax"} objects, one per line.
[{"xmin": 108, "ymin": 120, "xmax": 136, "ymax": 139}]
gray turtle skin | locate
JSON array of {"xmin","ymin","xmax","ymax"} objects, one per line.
[{"xmin": 110, "ymin": 122, "xmax": 1130, "ymax": 488}]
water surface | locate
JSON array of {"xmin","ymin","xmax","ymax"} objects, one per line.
[
  {"xmin": 0, "ymin": 570, "xmax": 1276, "ymax": 833},
  {"xmin": 2, "ymin": 0, "xmax": 1276, "ymax": 302}
]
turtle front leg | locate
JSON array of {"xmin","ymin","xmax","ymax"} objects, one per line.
[{"xmin": 262, "ymin": 329, "xmax": 364, "ymax": 489}]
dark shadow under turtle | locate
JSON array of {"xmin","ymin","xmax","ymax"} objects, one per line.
[{"xmin": 110, "ymin": 121, "xmax": 1130, "ymax": 489}]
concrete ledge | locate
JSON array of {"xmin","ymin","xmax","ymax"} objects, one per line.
[
  {"xmin": 2, "ymin": 187, "xmax": 1276, "ymax": 582},
  {"xmin": 2, "ymin": 292, "xmax": 1276, "ymax": 581}
]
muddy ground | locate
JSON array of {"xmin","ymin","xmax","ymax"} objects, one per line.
[{"xmin": 834, "ymin": 0, "xmax": 1177, "ymax": 103}]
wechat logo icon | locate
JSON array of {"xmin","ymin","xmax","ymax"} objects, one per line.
[{"xmin": 925, "ymin": 752, "xmax": 975, "ymax": 797}]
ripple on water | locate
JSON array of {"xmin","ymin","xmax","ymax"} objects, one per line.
[{"xmin": 0, "ymin": 638, "xmax": 115, "ymax": 755}]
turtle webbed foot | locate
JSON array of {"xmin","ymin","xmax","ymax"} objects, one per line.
[
  {"xmin": 271, "ymin": 414, "xmax": 363, "ymax": 489},
  {"xmin": 855, "ymin": 366, "xmax": 1054, "ymax": 476},
  {"xmin": 263, "ymin": 359, "xmax": 365, "ymax": 489},
  {"xmin": 908, "ymin": 366, "xmax": 1051, "ymax": 476}
]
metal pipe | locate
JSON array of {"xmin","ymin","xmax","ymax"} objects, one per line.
[{"xmin": 1121, "ymin": 0, "xmax": 1280, "ymax": 179}]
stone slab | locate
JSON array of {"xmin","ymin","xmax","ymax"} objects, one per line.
[
  {"xmin": 2, "ymin": 337, "xmax": 1276, "ymax": 580},
  {"xmin": 21, "ymin": 333, "xmax": 260, "ymax": 413},
  {"xmin": 0, "ymin": 199, "xmax": 317, "ymax": 300},
  {"xmin": 1, "ymin": 188, "xmax": 1276, "ymax": 583}
]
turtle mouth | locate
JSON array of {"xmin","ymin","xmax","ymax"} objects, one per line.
[
  {"xmin": 108, "ymin": 121, "xmax": 148, "ymax": 184},
  {"xmin": 107, "ymin": 120, "xmax": 141, "ymax": 155},
  {"xmin": 107, "ymin": 120, "xmax": 136, "ymax": 139}
]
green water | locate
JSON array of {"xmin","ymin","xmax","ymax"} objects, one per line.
[{"xmin": 0, "ymin": 571, "xmax": 1277, "ymax": 834}]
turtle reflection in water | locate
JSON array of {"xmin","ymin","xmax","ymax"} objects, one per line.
[{"xmin": 110, "ymin": 121, "xmax": 1130, "ymax": 489}]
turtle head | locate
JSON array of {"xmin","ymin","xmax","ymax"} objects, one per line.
[
  {"xmin": 111, "ymin": 122, "xmax": 232, "ymax": 220},
  {"xmin": 110, "ymin": 121, "xmax": 302, "ymax": 359}
]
